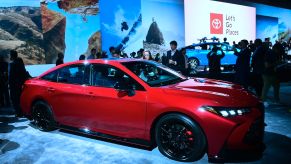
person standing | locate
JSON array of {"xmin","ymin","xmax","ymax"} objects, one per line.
[
  {"xmin": 0, "ymin": 55, "xmax": 10, "ymax": 107},
  {"xmin": 175, "ymin": 48, "xmax": 189, "ymax": 76},
  {"xmin": 87, "ymin": 48, "xmax": 97, "ymax": 60},
  {"xmin": 112, "ymin": 50, "xmax": 121, "ymax": 58},
  {"xmin": 207, "ymin": 46, "xmax": 225, "ymax": 79},
  {"xmin": 56, "ymin": 52, "xmax": 64, "ymax": 66},
  {"xmin": 109, "ymin": 47, "xmax": 116, "ymax": 58},
  {"xmin": 79, "ymin": 54, "xmax": 86, "ymax": 60},
  {"xmin": 233, "ymin": 40, "xmax": 251, "ymax": 88},
  {"xmin": 142, "ymin": 50, "xmax": 154, "ymax": 60},
  {"xmin": 261, "ymin": 44, "xmax": 281, "ymax": 105},
  {"xmin": 223, "ymin": 37, "xmax": 230, "ymax": 45},
  {"xmin": 162, "ymin": 40, "xmax": 179, "ymax": 71},
  {"xmin": 251, "ymin": 39, "xmax": 266, "ymax": 97},
  {"xmin": 9, "ymin": 50, "xmax": 27, "ymax": 117}
]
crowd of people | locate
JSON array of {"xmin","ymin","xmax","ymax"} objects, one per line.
[
  {"xmin": 232, "ymin": 38, "xmax": 289, "ymax": 106},
  {"xmin": 74, "ymin": 37, "xmax": 290, "ymax": 106},
  {"xmin": 0, "ymin": 37, "xmax": 290, "ymax": 116}
]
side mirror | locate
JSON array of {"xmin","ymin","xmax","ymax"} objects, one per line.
[{"xmin": 114, "ymin": 82, "xmax": 135, "ymax": 97}]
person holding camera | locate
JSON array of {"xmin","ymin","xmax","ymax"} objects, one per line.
[{"xmin": 207, "ymin": 45, "xmax": 225, "ymax": 79}]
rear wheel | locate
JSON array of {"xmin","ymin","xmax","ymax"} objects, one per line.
[
  {"xmin": 155, "ymin": 114, "xmax": 206, "ymax": 162},
  {"xmin": 32, "ymin": 101, "xmax": 56, "ymax": 132}
]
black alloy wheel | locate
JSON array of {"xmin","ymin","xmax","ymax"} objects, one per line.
[
  {"xmin": 32, "ymin": 101, "xmax": 56, "ymax": 132},
  {"xmin": 155, "ymin": 114, "xmax": 206, "ymax": 162}
]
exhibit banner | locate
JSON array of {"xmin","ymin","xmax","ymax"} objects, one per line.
[{"xmin": 184, "ymin": 0, "xmax": 256, "ymax": 45}]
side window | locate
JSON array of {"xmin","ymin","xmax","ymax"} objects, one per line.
[
  {"xmin": 41, "ymin": 71, "xmax": 58, "ymax": 82},
  {"xmin": 58, "ymin": 65, "xmax": 89, "ymax": 85},
  {"xmin": 91, "ymin": 64, "xmax": 144, "ymax": 90}
]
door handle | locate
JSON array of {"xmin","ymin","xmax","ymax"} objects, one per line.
[
  {"xmin": 87, "ymin": 92, "xmax": 95, "ymax": 98},
  {"xmin": 47, "ymin": 88, "xmax": 55, "ymax": 92}
]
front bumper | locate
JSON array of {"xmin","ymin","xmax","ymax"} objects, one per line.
[{"xmin": 204, "ymin": 104, "xmax": 265, "ymax": 161}]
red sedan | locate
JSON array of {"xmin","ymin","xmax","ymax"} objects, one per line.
[{"xmin": 20, "ymin": 59, "xmax": 265, "ymax": 162}]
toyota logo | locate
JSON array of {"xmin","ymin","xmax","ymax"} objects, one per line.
[{"xmin": 212, "ymin": 19, "xmax": 221, "ymax": 30}]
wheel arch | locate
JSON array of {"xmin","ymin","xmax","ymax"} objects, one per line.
[
  {"xmin": 149, "ymin": 111, "xmax": 208, "ymax": 151},
  {"xmin": 30, "ymin": 98, "xmax": 57, "ymax": 122}
]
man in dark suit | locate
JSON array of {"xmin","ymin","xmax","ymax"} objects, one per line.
[
  {"xmin": 234, "ymin": 40, "xmax": 251, "ymax": 89},
  {"xmin": 176, "ymin": 48, "xmax": 189, "ymax": 76},
  {"xmin": 251, "ymin": 39, "xmax": 266, "ymax": 97},
  {"xmin": 162, "ymin": 40, "xmax": 180, "ymax": 71},
  {"xmin": 9, "ymin": 50, "xmax": 27, "ymax": 117}
]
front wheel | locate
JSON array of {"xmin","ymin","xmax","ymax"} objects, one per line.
[
  {"xmin": 155, "ymin": 114, "xmax": 206, "ymax": 162},
  {"xmin": 32, "ymin": 101, "xmax": 56, "ymax": 132},
  {"xmin": 188, "ymin": 58, "xmax": 200, "ymax": 70}
]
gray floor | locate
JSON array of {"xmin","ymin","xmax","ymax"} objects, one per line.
[{"xmin": 1, "ymin": 84, "xmax": 291, "ymax": 164}]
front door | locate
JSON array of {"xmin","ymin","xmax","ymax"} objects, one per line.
[{"xmin": 82, "ymin": 64, "xmax": 147, "ymax": 139}]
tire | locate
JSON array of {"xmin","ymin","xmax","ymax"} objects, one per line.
[
  {"xmin": 32, "ymin": 101, "xmax": 56, "ymax": 132},
  {"xmin": 188, "ymin": 58, "xmax": 200, "ymax": 70},
  {"xmin": 155, "ymin": 114, "xmax": 206, "ymax": 162}
]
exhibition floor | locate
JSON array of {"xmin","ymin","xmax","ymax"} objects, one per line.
[{"xmin": 1, "ymin": 84, "xmax": 291, "ymax": 164}]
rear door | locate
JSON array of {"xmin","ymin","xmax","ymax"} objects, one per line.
[{"xmin": 43, "ymin": 64, "xmax": 91, "ymax": 127}]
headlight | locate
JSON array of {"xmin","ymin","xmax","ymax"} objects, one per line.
[{"xmin": 201, "ymin": 106, "xmax": 251, "ymax": 117}]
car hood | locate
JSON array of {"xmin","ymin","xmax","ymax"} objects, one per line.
[{"xmin": 162, "ymin": 78, "xmax": 259, "ymax": 107}]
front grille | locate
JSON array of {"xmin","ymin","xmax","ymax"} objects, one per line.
[{"xmin": 243, "ymin": 118, "xmax": 265, "ymax": 144}]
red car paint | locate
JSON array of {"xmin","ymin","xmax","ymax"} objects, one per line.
[{"xmin": 20, "ymin": 59, "xmax": 264, "ymax": 159}]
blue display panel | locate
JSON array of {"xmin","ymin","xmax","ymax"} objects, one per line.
[
  {"xmin": 100, "ymin": 0, "xmax": 142, "ymax": 56},
  {"xmin": 256, "ymin": 15, "xmax": 279, "ymax": 43}
]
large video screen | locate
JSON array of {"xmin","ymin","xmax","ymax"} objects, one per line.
[
  {"xmin": 101, "ymin": 0, "xmax": 185, "ymax": 56},
  {"xmin": 184, "ymin": 0, "xmax": 256, "ymax": 45}
]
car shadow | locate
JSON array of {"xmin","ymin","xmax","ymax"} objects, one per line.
[
  {"xmin": 0, "ymin": 139, "xmax": 20, "ymax": 155},
  {"xmin": 214, "ymin": 131, "xmax": 291, "ymax": 163},
  {"xmin": 0, "ymin": 116, "xmax": 28, "ymax": 133}
]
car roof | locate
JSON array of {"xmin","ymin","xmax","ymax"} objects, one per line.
[
  {"xmin": 182, "ymin": 42, "xmax": 231, "ymax": 50},
  {"xmin": 61, "ymin": 58, "xmax": 144, "ymax": 66},
  {"xmin": 38, "ymin": 58, "xmax": 145, "ymax": 78},
  {"xmin": 193, "ymin": 42, "xmax": 229, "ymax": 46}
]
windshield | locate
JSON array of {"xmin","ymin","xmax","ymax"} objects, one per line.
[{"xmin": 122, "ymin": 61, "xmax": 187, "ymax": 87}]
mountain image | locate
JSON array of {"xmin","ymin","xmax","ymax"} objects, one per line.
[
  {"xmin": 41, "ymin": 4, "xmax": 66, "ymax": 64},
  {"xmin": 0, "ymin": 6, "xmax": 45, "ymax": 65}
]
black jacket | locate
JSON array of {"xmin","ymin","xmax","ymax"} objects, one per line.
[
  {"xmin": 162, "ymin": 50, "xmax": 180, "ymax": 70},
  {"xmin": 9, "ymin": 57, "xmax": 27, "ymax": 88},
  {"xmin": 0, "ymin": 61, "xmax": 8, "ymax": 85}
]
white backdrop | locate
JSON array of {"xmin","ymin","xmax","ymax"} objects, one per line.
[{"xmin": 184, "ymin": 0, "xmax": 256, "ymax": 45}]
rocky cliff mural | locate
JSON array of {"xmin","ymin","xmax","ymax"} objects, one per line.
[
  {"xmin": 0, "ymin": 6, "xmax": 45, "ymax": 65},
  {"xmin": 143, "ymin": 19, "xmax": 167, "ymax": 56},
  {"xmin": 44, "ymin": 0, "xmax": 101, "ymax": 61},
  {"xmin": 41, "ymin": 4, "xmax": 66, "ymax": 64}
]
